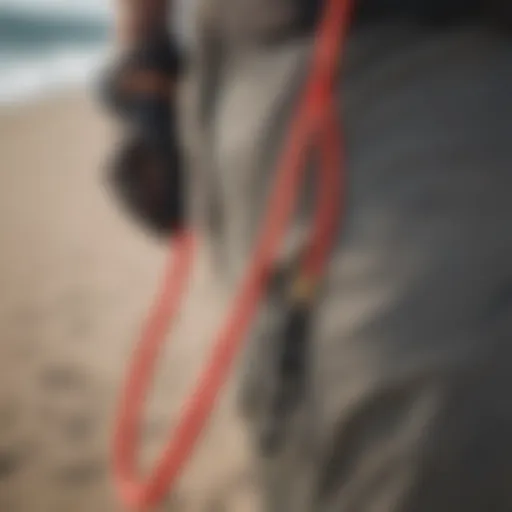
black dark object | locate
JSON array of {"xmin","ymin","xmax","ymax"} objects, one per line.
[
  {"xmin": 100, "ymin": 34, "xmax": 186, "ymax": 237},
  {"xmin": 106, "ymin": 134, "xmax": 184, "ymax": 236},
  {"xmin": 259, "ymin": 301, "xmax": 313, "ymax": 456},
  {"xmin": 100, "ymin": 33, "xmax": 184, "ymax": 123}
]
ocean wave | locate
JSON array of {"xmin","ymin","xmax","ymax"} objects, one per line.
[
  {"xmin": 0, "ymin": 47, "xmax": 108, "ymax": 106},
  {"xmin": 0, "ymin": 4, "xmax": 110, "ymax": 106}
]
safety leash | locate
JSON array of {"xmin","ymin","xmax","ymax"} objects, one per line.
[{"xmin": 113, "ymin": 0, "xmax": 354, "ymax": 509}]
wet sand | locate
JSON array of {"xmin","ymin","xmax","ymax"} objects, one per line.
[{"xmin": 0, "ymin": 92, "xmax": 257, "ymax": 511}]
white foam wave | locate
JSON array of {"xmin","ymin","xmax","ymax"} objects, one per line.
[{"xmin": 0, "ymin": 46, "xmax": 107, "ymax": 106}]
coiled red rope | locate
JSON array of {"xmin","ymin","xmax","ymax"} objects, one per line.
[{"xmin": 113, "ymin": 0, "xmax": 354, "ymax": 508}]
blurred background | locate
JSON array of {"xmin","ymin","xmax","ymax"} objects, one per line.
[
  {"xmin": 0, "ymin": 1, "xmax": 252, "ymax": 511},
  {"xmin": 0, "ymin": 0, "xmax": 110, "ymax": 106}
]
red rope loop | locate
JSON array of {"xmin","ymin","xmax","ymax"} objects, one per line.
[{"xmin": 113, "ymin": 0, "xmax": 354, "ymax": 508}]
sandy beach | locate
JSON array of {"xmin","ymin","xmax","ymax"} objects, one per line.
[{"xmin": 0, "ymin": 91, "xmax": 256, "ymax": 512}]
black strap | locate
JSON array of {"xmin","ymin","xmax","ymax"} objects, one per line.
[{"xmin": 259, "ymin": 276, "xmax": 316, "ymax": 457}]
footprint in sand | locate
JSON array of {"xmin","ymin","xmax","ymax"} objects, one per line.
[
  {"xmin": 0, "ymin": 440, "xmax": 36, "ymax": 482},
  {"xmin": 52, "ymin": 457, "xmax": 106, "ymax": 486}
]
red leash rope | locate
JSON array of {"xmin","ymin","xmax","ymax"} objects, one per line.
[{"xmin": 113, "ymin": 0, "xmax": 354, "ymax": 508}]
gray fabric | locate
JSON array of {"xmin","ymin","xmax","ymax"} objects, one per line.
[{"xmin": 179, "ymin": 15, "xmax": 512, "ymax": 512}]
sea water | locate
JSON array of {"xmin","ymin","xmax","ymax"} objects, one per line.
[{"xmin": 0, "ymin": 3, "xmax": 110, "ymax": 106}]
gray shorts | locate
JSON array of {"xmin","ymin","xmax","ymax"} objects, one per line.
[{"xmin": 179, "ymin": 19, "xmax": 512, "ymax": 511}]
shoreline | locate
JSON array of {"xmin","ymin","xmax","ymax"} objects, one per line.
[{"xmin": 0, "ymin": 83, "xmax": 99, "ymax": 119}]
